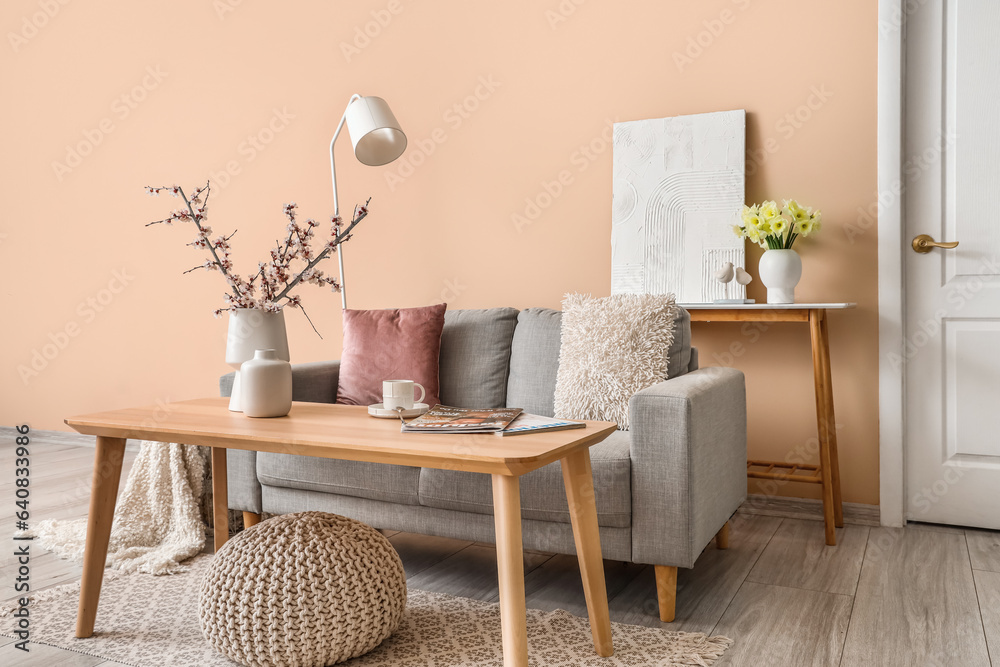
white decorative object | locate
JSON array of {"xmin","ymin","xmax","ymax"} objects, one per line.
[
  {"xmin": 382, "ymin": 379, "xmax": 426, "ymax": 411},
  {"xmin": 734, "ymin": 266, "xmax": 753, "ymax": 286},
  {"xmin": 553, "ymin": 293, "xmax": 679, "ymax": 430},
  {"xmin": 240, "ymin": 349, "xmax": 293, "ymax": 418},
  {"xmin": 225, "ymin": 309, "xmax": 290, "ymax": 412},
  {"xmin": 611, "ymin": 109, "xmax": 746, "ymax": 302},
  {"xmin": 758, "ymin": 249, "xmax": 802, "ymax": 304},
  {"xmin": 714, "ymin": 261, "xmax": 736, "ymax": 299}
]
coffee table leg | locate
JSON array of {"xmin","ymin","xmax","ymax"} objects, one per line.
[
  {"xmin": 76, "ymin": 436, "xmax": 126, "ymax": 638},
  {"xmin": 491, "ymin": 473, "xmax": 528, "ymax": 667},
  {"xmin": 212, "ymin": 447, "xmax": 229, "ymax": 552},
  {"xmin": 561, "ymin": 449, "xmax": 614, "ymax": 657}
]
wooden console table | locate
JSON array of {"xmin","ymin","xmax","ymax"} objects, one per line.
[{"xmin": 679, "ymin": 303, "xmax": 856, "ymax": 546}]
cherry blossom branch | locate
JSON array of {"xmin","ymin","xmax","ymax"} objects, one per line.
[
  {"xmin": 272, "ymin": 199, "xmax": 369, "ymax": 303},
  {"xmin": 146, "ymin": 183, "xmax": 370, "ymax": 326}
]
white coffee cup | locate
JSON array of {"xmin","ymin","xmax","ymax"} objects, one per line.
[{"xmin": 383, "ymin": 380, "xmax": 426, "ymax": 410}]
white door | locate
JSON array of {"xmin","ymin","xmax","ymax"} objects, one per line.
[{"xmin": 904, "ymin": 0, "xmax": 1000, "ymax": 529}]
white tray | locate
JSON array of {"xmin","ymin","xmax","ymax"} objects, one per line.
[{"xmin": 368, "ymin": 403, "xmax": 430, "ymax": 419}]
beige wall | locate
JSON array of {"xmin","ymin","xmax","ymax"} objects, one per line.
[{"xmin": 2, "ymin": 0, "xmax": 878, "ymax": 504}]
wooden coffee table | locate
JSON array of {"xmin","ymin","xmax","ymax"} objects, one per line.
[{"xmin": 66, "ymin": 398, "xmax": 617, "ymax": 666}]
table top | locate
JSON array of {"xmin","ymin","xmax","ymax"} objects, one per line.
[
  {"xmin": 679, "ymin": 302, "xmax": 856, "ymax": 310},
  {"xmin": 65, "ymin": 398, "xmax": 618, "ymax": 476}
]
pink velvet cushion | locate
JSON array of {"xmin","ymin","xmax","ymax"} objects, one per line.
[{"xmin": 336, "ymin": 303, "xmax": 447, "ymax": 407}]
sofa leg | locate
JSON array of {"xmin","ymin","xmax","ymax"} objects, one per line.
[
  {"xmin": 242, "ymin": 512, "xmax": 262, "ymax": 529},
  {"xmin": 654, "ymin": 565, "xmax": 677, "ymax": 622},
  {"xmin": 716, "ymin": 521, "xmax": 730, "ymax": 549}
]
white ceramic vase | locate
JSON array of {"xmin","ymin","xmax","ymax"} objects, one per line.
[
  {"xmin": 240, "ymin": 349, "xmax": 293, "ymax": 418},
  {"xmin": 225, "ymin": 309, "xmax": 290, "ymax": 412},
  {"xmin": 758, "ymin": 249, "xmax": 802, "ymax": 304}
]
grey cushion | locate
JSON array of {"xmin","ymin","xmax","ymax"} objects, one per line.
[
  {"xmin": 505, "ymin": 308, "xmax": 563, "ymax": 416},
  {"xmin": 668, "ymin": 308, "xmax": 692, "ymax": 379},
  {"xmin": 438, "ymin": 308, "xmax": 519, "ymax": 408},
  {"xmin": 506, "ymin": 307, "xmax": 692, "ymax": 416},
  {"xmin": 257, "ymin": 453, "xmax": 421, "ymax": 506},
  {"xmin": 417, "ymin": 429, "xmax": 632, "ymax": 528},
  {"xmin": 261, "ymin": 485, "xmax": 634, "ymax": 561}
]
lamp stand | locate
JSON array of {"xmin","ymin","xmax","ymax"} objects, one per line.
[{"xmin": 329, "ymin": 93, "xmax": 361, "ymax": 310}]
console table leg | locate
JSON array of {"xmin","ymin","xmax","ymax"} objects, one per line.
[
  {"xmin": 810, "ymin": 310, "xmax": 838, "ymax": 546},
  {"xmin": 819, "ymin": 311, "xmax": 845, "ymax": 527},
  {"xmin": 561, "ymin": 450, "xmax": 614, "ymax": 656},
  {"xmin": 212, "ymin": 448, "xmax": 229, "ymax": 552},
  {"xmin": 76, "ymin": 436, "xmax": 126, "ymax": 638},
  {"xmin": 492, "ymin": 474, "xmax": 528, "ymax": 667}
]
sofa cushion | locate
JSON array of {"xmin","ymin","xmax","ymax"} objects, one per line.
[
  {"xmin": 670, "ymin": 308, "xmax": 692, "ymax": 379},
  {"xmin": 505, "ymin": 308, "xmax": 563, "ymax": 416},
  {"xmin": 257, "ymin": 453, "xmax": 421, "ymax": 506},
  {"xmin": 417, "ymin": 429, "xmax": 632, "ymax": 528},
  {"xmin": 336, "ymin": 303, "xmax": 447, "ymax": 407},
  {"xmin": 506, "ymin": 307, "xmax": 692, "ymax": 417},
  {"xmin": 553, "ymin": 293, "xmax": 679, "ymax": 430},
  {"xmin": 439, "ymin": 308, "xmax": 519, "ymax": 408}
]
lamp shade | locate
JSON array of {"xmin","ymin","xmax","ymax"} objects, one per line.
[{"xmin": 345, "ymin": 96, "xmax": 407, "ymax": 166}]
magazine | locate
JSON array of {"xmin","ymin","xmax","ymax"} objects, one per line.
[
  {"xmin": 495, "ymin": 413, "xmax": 586, "ymax": 437},
  {"xmin": 401, "ymin": 405, "xmax": 522, "ymax": 433}
]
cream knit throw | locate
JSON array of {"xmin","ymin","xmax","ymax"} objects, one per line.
[{"xmin": 26, "ymin": 441, "xmax": 208, "ymax": 575}]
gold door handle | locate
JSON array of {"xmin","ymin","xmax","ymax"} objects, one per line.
[{"xmin": 912, "ymin": 234, "xmax": 960, "ymax": 254}]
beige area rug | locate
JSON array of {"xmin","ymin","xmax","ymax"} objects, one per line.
[{"xmin": 1, "ymin": 555, "xmax": 732, "ymax": 666}]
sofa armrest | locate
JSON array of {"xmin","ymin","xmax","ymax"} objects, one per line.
[
  {"xmin": 629, "ymin": 367, "xmax": 747, "ymax": 568},
  {"xmin": 219, "ymin": 360, "xmax": 340, "ymax": 514},
  {"xmin": 220, "ymin": 360, "xmax": 341, "ymax": 404}
]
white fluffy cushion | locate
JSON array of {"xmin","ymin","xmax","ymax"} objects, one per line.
[{"xmin": 553, "ymin": 293, "xmax": 679, "ymax": 430}]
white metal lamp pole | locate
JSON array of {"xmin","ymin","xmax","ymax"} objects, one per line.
[{"xmin": 328, "ymin": 94, "xmax": 407, "ymax": 310}]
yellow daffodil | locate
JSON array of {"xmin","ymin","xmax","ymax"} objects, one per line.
[
  {"xmin": 783, "ymin": 199, "xmax": 811, "ymax": 223},
  {"xmin": 759, "ymin": 200, "xmax": 781, "ymax": 221}
]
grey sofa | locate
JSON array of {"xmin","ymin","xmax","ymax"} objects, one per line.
[{"xmin": 221, "ymin": 307, "xmax": 747, "ymax": 622}]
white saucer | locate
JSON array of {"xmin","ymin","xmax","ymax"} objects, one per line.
[{"xmin": 368, "ymin": 403, "xmax": 430, "ymax": 419}]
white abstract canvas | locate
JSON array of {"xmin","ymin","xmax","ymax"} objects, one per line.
[{"xmin": 611, "ymin": 109, "xmax": 746, "ymax": 302}]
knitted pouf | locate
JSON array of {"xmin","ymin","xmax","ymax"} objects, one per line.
[{"xmin": 199, "ymin": 511, "xmax": 407, "ymax": 667}]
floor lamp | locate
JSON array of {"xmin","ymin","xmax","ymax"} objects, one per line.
[{"xmin": 329, "ymin": 95, "xmax": 407, "ymax": 309}]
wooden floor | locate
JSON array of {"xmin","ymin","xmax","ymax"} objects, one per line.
[{"xmin": 2, "ymin": 433, "xmax": 999, "ymax": 666}]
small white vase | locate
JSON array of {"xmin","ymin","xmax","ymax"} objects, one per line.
[
  {"xmin": 758, "ymin": 249, "xmax": 802, "ymax": 304},
  {"xmin": 240, "ymin": 349, "xmax": 293, "ymax": 418},
  {"xmin": 226, "ymin": 309, "xmax": 290, "ymax": 412}
]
